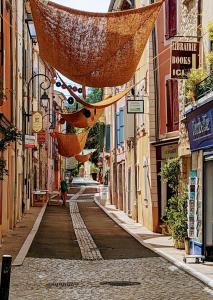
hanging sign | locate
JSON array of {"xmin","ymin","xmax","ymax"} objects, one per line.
[
  {"xmin": 25, "ymin": 135, "xmax": 36, "ymax": 149},
  {"xmin": 37, "ymin": 130, "xmax": 46, "ymax": 144},
  {"xmin": 127, "ymin": 100, "xmax": 144, "ymax": 114},
  {"xmin": 171, "ymin": 41, "xmax": 199, "ymax": 79},
  {"xmin": 32, "ymin": 112, "xmax": 43, "ymax": 133}
]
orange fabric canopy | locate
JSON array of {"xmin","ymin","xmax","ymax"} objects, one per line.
[
  {"xmin": 56, "ymin": 131, "xmax": 88, "ymax": 157},
  {"xmin": 30, "ymin": 0, "xmax": 163, "ymax": 87},
  {"xmin": 75, "ymin": 154, "xmax": 90, "ymax": 163},
  {"xmin": 61, "ymin": 108, "xmax": 104, "ymax": 128}
]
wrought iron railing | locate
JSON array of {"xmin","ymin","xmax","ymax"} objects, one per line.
[{"xmin": 196, "ymin": 72, "xmax": 213, "ymax": 100}]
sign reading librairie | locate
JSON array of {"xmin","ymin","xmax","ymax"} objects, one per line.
[
  {"xmin": 171, "ymin": 41, "xmax": 199, "ymax": 79},
  {"xmin": 127, "ymin": 100, "xmax": 144, "ymax": 114}
]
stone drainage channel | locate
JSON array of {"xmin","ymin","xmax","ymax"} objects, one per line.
[{"xmin": 69, "ymin": 187, "xmax": 103, "ymax": 261}]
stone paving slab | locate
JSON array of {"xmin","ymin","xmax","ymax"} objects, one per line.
[
  {"xmin": 96, "ymin": 202, "xmax": 213, "ymax": 289},
  {"xmin": 10, "ymin": 257, "xmax": 213, "ymax": 300}
]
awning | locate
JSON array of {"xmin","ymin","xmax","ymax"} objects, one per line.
[
  {"xmin": 56, "ymin": 131, "xmax": 88, "ymax": 157},
  {"xmin": 30, "ymin": 0, "xmax": 163, "ymax": 87},
  {"xmin": 61, "ymin": 108, "xmax": 104, "ymax": 128}
]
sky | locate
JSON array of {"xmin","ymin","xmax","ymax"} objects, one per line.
[{"xmin": 52, "ymin": 0, "xmax": 111, "ymax": 12}]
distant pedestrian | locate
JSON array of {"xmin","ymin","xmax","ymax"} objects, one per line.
[{"xmin": 60, "ymin": 179, "xmax": 68, "ymax": 206}]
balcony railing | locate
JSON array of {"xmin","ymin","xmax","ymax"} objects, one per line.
[{"xmin": 196, "ymin": 72, "xmax": 213, "ymax": 100}]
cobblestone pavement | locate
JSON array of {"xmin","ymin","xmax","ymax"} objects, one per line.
[
  {"xmin": 69, "ymin": 201, "xmax": 103, "ymax": 260},
  {"xmin": 10, "ymin": 257, "xmax": 213, "ymax": 300}
]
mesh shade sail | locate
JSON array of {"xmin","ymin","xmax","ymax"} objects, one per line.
[
  {"xmin": 75, "ymin": 154, "xmax": 90, "ymax": 163},
  {"xmin": 30, "ymin": 0, "xmax": 163, "ymax": 88},
  {"xmin": 61, "ymin": 108, "xmax": 104, "ymax": 128},
  {"xmin": 56, "ymin": 131, "xmax": 88, "ymax": 157}
]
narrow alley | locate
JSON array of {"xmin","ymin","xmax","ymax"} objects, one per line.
[{"xmin": 7, "ymin": 186, "xmax": 212, "ymax": 300}]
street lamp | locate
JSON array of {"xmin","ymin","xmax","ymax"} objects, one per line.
[{"xmin": 40, "ymin": 91, "xmax": 50, "ymax": 111}]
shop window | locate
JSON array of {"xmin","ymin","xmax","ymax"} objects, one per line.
[
  {"xmin": 165, "ymin": 0, "xmax": 177, "ymax": 39},
  {"xmin": 166, "ymin": 79, "xmax": 179, "ymax": 132}
]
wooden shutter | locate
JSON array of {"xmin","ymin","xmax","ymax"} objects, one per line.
[
  {"xmin": 105, "ymin": 125, "xmax": 110, "ymax": 152},
  {"xmin": 165, "ymin": 0, "xmax": 177, "ymax": 39},
  {"xmin": 119, "ymin": 108, "xmax": 124, "ymax": 146},
  {"xmin": 116, "ymin": 112, "xmax": 120, "ymax": 147},
  {"xmin": 169, "ymin": 0, "xmax": 177, "ymax": 37},
  {"xmin": 172, "ymin": 79, "xmax": 179, "ymax": 131},
  {"xmin": 166, "ymin": 79, "xmax": 173, "ymax": 132},
  {"xmin": 166, "ymin": 79, "xmax": 179, "ymax": 132}
]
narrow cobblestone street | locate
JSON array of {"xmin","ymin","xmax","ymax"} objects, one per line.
[{"xmin": 9, "ymin": 187, "xmax": 213, "ymax": 300}]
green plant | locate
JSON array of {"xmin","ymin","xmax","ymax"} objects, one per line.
[
  {"xmin": 90, "ymin": 164, "xmax": 100, "ymax": 174},
  {"xmin": 165, "ymin": 191, "xmax": 188, "ymax": 241},
  {"xmin": 185, "ymin": 68, "xmax": 208, "ymax": 104},
  {"xmin": 207, "ymin": 51, "xmax": 213, "ymax": 65},
  {"xmin": 159, "ymin": 158, "xmax": 180, "ymax": 193},
  {"xmin": 208, "ymin": 21, "xmax": 213, "ymax": 41}
]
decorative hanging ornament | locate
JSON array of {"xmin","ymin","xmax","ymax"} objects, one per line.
[
  {"xmin": 68, "ymin": 85, "xmax": 72, "ymax": 89},
  {"xmin": 61, "ymin": 83, "xmax": 66, "ymax": 89},
  {"xmin": 50, "ymin": 132, "xmax": 57, "ymax": 139},
  {"xmin": 72, "ymin": 86, "xmax": 78, "ymax": 92},
  {"xmin": 59, "ymin": 118, "xmax": 65, "ymax": 124},
  {"xmin": 56, "ymin": 81, "xmax": 61, "ymax": 87},
  {"xmin": 82, "ymin": 108, "xmax": 91, "ymax": 118},
  {"xmin": 78, "ymin": 88, "xmax": 82, "ymax": 94},
  {"xmin": 68, "ymin": 97, "xmax": 74, "ymax": 105}
]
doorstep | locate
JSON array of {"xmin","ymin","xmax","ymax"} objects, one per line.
[{"xmin": 95, "ymin": 201, "xmax": 213, "ymax": 290}]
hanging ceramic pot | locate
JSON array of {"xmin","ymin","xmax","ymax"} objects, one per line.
[
  {"xmin": 82, "ymin": 108, "xmax": 91, "ymax": 118},
  {"xmin": 56, "ymin": 81, "xmax": 61, "ymax": 87},
  {"xmin": 72, "ymin": 86, "xmax": 78, "ymax": 92},
  {"xmin": 68, "ymin": 97, "xmax": 74, "ymax": 105},
  {"xmin": 78, "ymin": 88, "xmax": 82, "ymax": 94}
]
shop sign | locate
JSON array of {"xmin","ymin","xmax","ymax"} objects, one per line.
[
  {"xmin": 161, "ymin": 144, "xmax": 178, "ymax": 160},
  {"xmin": 171, "ymin": 41, "xmax": 199, "ymax": 79},
  {"xmin": 25, "ymin": 135, "xmax": 36, "ymax": 149},
  {"xmin": 187, "ymin": 107, "xmax": 213, "ymax": 151},
  {"xmin": 37, "ymin": 130, "xmax": 46, "ymax": 144},
  {"xmin": 32, "ymin": 112, "xmax": 43, "ymax": 133},
  {"xmin": 127, "ymin": 100, "xmax": 144, "ymax": 114}
]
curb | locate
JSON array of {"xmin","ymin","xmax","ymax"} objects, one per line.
[
  {"xmin": 95, "ymin": 200, "xmax": 213, "ymax": 290},
  {"xmin": 12, "ymin": 203, "xmax": 47, "ymax": 266}
]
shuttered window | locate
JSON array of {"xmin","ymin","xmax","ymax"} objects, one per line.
[
  {"xmin": 116, "ymin": 112, "xmax": 120, "ymax": 147},
  {"xmin": 165, "ymin": 0, "xmax": 177, "ymax": 39},
  {"xmin": 166, "ymin": 79, "xmax": 179, "ymax": 132},
  {"xmin": 119, "ymin": 108, "xmax": 124, "ymax": 146},
  {"xmin": 105, "ymin": 124, "xmax": 110, "ymax": 152}
]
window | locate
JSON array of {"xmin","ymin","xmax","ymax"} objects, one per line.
[
  {"xmin": 166, "ymin": 79, "xmax": 179, "ymax": 132},
  {"xmin": 165, "ymin": 0, "xmax": 177, "ymax": 39}
]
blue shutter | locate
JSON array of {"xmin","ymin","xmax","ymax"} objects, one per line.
[
  {"xmin": 105, "ymin": 125, "xmax": 110, "ymax": 152},
  {"xmin": 119, "ymin": 108, "xmax": 124, "ymax": 145},
  {"xmin": 116, "ymin": 112, "xmax": 120, "ymax": 147}
]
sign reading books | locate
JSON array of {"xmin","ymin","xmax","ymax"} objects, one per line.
[{"xmin": 171, "ymin": 41, "xmax": 199, "ymax": 79}]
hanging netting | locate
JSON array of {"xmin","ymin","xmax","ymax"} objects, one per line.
[
  {"xmin": 61, "ymin": 108, "xmax": 104, "ymax": 128},
  {"xmin": 56, "ymin": 131, "xmax": 88, "ymax": 157},
  {"xmin": 30, "ymin": 0, "xmax": 163, "ymax": 88}
]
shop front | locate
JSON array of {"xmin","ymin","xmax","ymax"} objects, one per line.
[{"xmin": 186, "ymin": 101, "xmax": 213, "ymax": 260}]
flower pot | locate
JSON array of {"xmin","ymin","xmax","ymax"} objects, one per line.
[
  {"xmin": 91, "ymin": 173, "xmax": 97, "ymax": 181},
  {"xmin": 160, "ymin": 224, "xmax": 170, "ymax": 236},
  {"xmin": 174, "ymin": 239, "xmax": 185, "ymax": 249},
  {"xmin": 185, "ymin": 238, "xmax": 190, "ymax": 255}
]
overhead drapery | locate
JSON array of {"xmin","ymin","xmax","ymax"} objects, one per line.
[
  {"xmin": 30, "ymin": 0, "xmax": 164, "ymax": 87},
  {"xmin": 61, "ymin": 108, "xmax": 104, "ymax": 128},
  {"xmin": 75, "ymin": 154, "xmax": 90, "ymax": 163},
  {"xmin": 56, "ymin": 131, "xmax": 88, "ymax": 157}
]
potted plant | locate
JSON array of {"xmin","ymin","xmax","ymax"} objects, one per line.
[
  {"xmin": 160, "ymin": 158, "xmax": 188, "ymax": 250},
  {"xmin": 207, "ymin": 52, "xmax": 213, "ymax": 65},
  {"xmin": 208, "ymin": 21, "xmax": 213, "ymax": 41},
  {"xmin": 90, "ymin": 164, "xmax": 99, "ymax": 181},
  {"xmin": 185, "ymin": 68, "xmax": 208, "ymax": 104}
]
